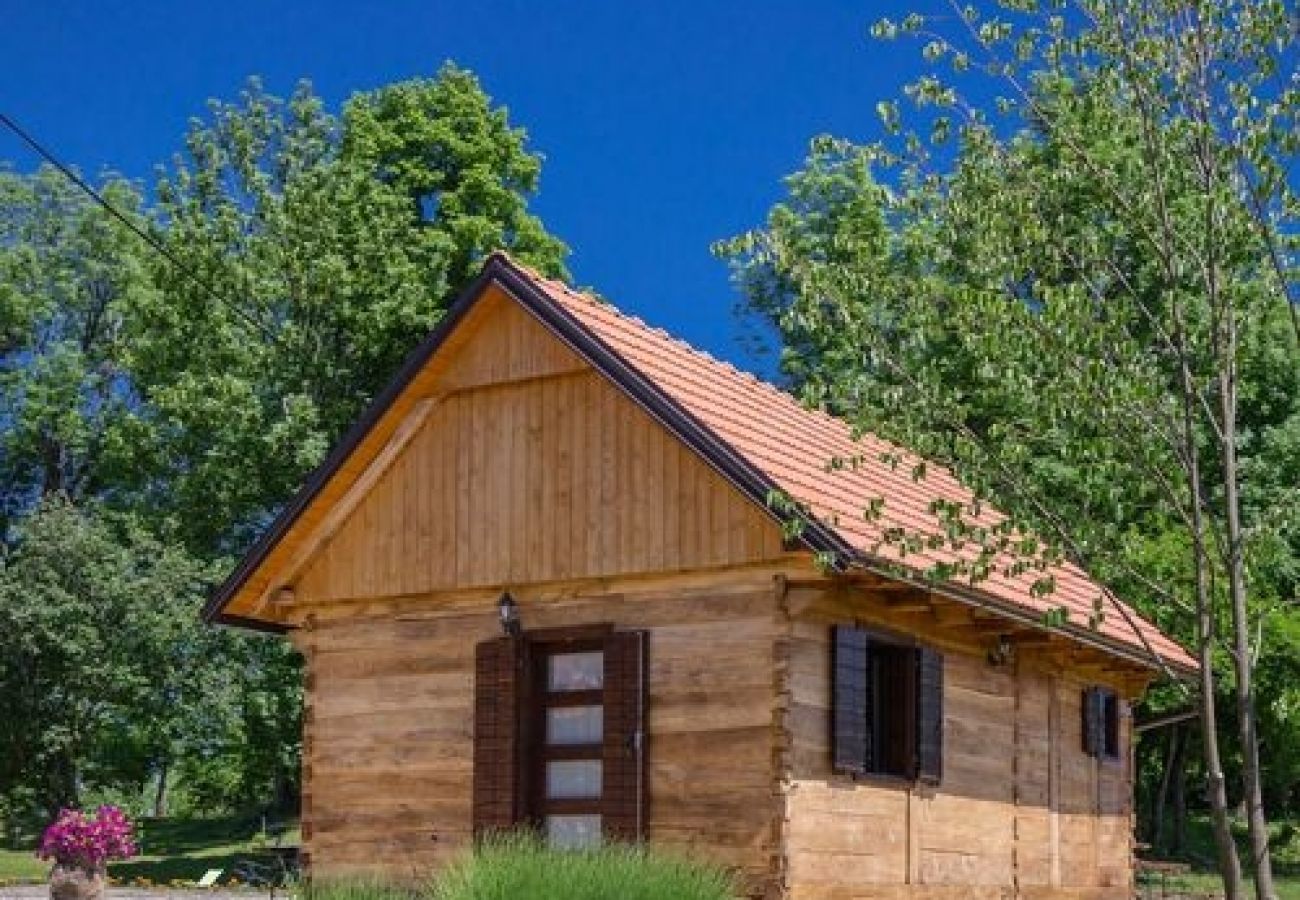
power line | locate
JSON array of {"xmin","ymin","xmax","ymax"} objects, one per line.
[{"xmin": 0, "ymin": 110, "xmax": 277, "ymax": 342}]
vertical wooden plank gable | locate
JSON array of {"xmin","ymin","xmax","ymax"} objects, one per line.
[{"xmin": 295, "ymin": 366, "xmax": 788, "ymax": 605}]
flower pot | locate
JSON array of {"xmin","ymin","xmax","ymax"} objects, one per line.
[{"xmin": 48, "ymin": 864, "xmax": 106, "ymax": 900}]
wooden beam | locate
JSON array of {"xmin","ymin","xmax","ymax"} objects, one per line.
[
  {"xmin": 785, "ymin": 586, "xmax": 827, "ymax": 617},
  {"xmin": 881, "ymin": 595, "xmax": 934, "ymax": 614},
  {"xmin": 932, "ymin": 604, "xmax": 973, "ymax": 627},
  {"xmin": 251, "ymin": 397, "xmax": 439, "ymax": 616},
  {"xmin": 1006, "ymin": 631, "xmax": 1057, "ymax": 647}
]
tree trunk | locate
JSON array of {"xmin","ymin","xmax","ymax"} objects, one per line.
[
  {"xmin": 1171, "ymin": 730, "xmax": 1188, "ymax": 856},
  {"xmin": 153, "ymin": 759, "xmax": 169, "ymax": 819},
  {"xmin": 1152, "ymin": 726, "xmax": 1182, "ymax": 851},
  {"xmin": 1173, "ymin": 305, "xmax": 1244, "ymax": 897},
  {"xmin": 1218, "ymin": 337, "xmax": 1276, "ymax": 899},
  {"xmin": 47, "ymin": 752, "xmax": 79, "ymax": 814}
]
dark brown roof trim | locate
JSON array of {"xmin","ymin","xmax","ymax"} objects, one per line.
[{"xmin": 204, "ymin": 254, "xmax": 847, "ymax": 631}]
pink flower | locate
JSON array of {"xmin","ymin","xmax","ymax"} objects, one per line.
[{"xmin": 36, "ymin": 806, "xmax": 137, "ymax": 869}]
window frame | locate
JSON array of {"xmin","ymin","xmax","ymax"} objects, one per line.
[
  {"xmin": 831, "ymin": 624, "xmax": 943, "ymax": 785},
  {"xmin": 1083, "ymin": 685, "xmax": 1123, "ymax": 762}
]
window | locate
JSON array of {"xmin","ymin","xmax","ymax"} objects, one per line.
[
  {"xmin": 832, "ymin": 626, "xmax": 943, "ymax": 784},
  {"xmin": 1083, "ymin": 686, "xmax": 1122, "ymax": 760},
  {"xmin": 472, "ymin": 628, "xmax": 647, "ymax": 847}
]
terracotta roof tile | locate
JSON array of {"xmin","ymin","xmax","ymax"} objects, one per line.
[{"xmin": 513, "ymin": 261, "xmax": 1195, "ymax": 673}]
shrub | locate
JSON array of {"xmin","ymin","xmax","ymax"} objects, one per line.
[{"xmin": 430, "ymin": 833, "xmax": 736, "ymax": 900}]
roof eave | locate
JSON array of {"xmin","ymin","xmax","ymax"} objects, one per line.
[{"xmin": 849, "ymin": 552, "xmax": 1198, "ymax": 681}]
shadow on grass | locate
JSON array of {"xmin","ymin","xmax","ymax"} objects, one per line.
[
  {"xmin": 133, "ymin": 814, "xmax": 265, "ymax": 856},
  {"xmin": 110, "ymin": 851, "xmax": 253, "ymax": 885},
  {"xmin": 106, "ymin": 814, "xmax": 297, "ymax": 886}
]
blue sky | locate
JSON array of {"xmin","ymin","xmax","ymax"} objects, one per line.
[{"xmin": 2, "ymin": 1, "xmax": 924, "ymax": 373}]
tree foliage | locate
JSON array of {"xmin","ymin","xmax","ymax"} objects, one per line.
[
  {"xmin": 721, "ymin": 2, "xmax": 1297, "ymax": 895},
  {"xmin": 0, "ymin": 500, "xmax": 227, "ymax": 816},
  {"xmin": 0, "ymin": 168, "xmax": 152, "ymax": 526},
  {"xmin": 128, "ymin": 63, "xmax": 567, "ymax": 552},
  {"xmin": 0, "ymin": 63, "xmax": 567, "ymax": 826}
]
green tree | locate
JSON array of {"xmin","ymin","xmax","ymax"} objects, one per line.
[
  {"xmin": 722, "ymin": 2, "xmax": 1297, "ymax": 895},
  {"xmin": 0, "ymin": 500, "xmax": 225, "ymax": 816},
  {"xmin": 127, "ymin": 65, "xmax": 568, "ymax": 552},
  {"xmin": 0, "ymin": 167, "xmax": 152, "ymax": 524}
]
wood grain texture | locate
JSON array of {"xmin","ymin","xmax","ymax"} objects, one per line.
[
  {"xmin": 781, "ymin": 581, "xmax": 1136, "ymax": 898},
  {"xmin": 294, "ymin": 361, "xmax": 785, "ymax": 605},
  {"xmin": 302, "ymin": 576, "xmax": 783, "ymax": 887}
]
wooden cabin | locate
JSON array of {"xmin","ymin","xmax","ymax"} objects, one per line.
[{"xmin": 205, "ymin": 253, "xmax": 1196, "ymax": 899}]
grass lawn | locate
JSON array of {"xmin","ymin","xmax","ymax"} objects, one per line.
[
  {"xmin": 1151, "ymin": 872, "xmax": 1300, "ymax": 898},
  {"xmin": 0, "ymin": 846, "xmax": 47, "ymax": 884},
  {"xmin": 0, "ymin": 814, "xmax": 300, "ymax": 888}
]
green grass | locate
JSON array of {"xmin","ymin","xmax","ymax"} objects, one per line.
[
  {"xmin": 0, "ymin": 846, "xmax": 48, "ymax": 884},
  {"xmin": 1145, "ymin": 872, "xmax": 1300, "ymax": 898},
  {"xmin": 299, "ymin": 878, "xmax": 420, "ymax": 900},
  {"xmin": 0, "ymin": 814, "xmax": 300, "ymax": 888},
  {"xmin": 1139, "ymin": 813, "xmax": 1300, "ymax": 898}
]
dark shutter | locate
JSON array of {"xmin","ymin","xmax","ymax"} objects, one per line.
[
  {"xmin": 1082, "ymin": 687, "xmax": 1105, "ymax": 758},
  {"xmin": 473, "ymin": 636, "xmax": 523, "ymax": 836},
  {"xmin": 602, "ymin": 630, "xmax": 647, "ymax": 842},
  {"xmin": 832, "ymin": 626, "xmax": 872, "ymax": 775},
  {"xmin": 1103, "ymin": 691, "xmax": 1121, "ymax": 758},
  {"xmin": 915, "ymin": 646, "xmax": 944, "ymax": 785}
]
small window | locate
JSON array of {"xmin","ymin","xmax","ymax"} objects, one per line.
[
  {"xmin": 832, "ymin": 626, "xmax": 943, "ymax": 783},
  {"xmin": 1083, "ymin": 686, "xmax": 1122, "ymax": 760}
]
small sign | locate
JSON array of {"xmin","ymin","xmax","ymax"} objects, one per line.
[{"xmin": 197, "ymin": 869, "xmax": 223, "ymax": 888}]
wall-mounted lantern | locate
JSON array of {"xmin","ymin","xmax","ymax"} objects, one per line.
[{"xmin": 498, "ymin": 591, "xmax": 522, "ymax": 638}]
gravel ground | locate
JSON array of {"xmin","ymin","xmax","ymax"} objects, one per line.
[{"xmin": 0, "ymin": 888, "xmax": 270, "ymax": 899}]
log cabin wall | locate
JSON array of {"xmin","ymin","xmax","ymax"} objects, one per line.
[
  {"xmin": 778, "ymin": 582, "xmax": 1137, "ymax": 900},
  {"xmin": 289, "ymin": 569, "xmax": 788, "ymax": 890},
  {"xmin": 280, "ymin": 292, "xmax": 796, "ymax": 889}
]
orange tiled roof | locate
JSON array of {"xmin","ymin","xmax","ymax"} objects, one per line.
[{"xmin": 511, "ymin": 260, "xmax": 1196, "ymax": 674}]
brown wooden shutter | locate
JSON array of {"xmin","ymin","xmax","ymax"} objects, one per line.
[
  {"xmin": 832, "ymin": 626, "xmax": 872, "ymax": 775},
  {"xmin": 915, "ymin": 646, "xmax": 944, "ymax": 785},
  {"xmin": 473, "ymin": 636, "xmax": 523, "ymax": 836},
  {"xmin": 1082, "ymin": 687, "xmax": 1105, "ymax": 758},
  {"xmin": 602, "ymin": 630, "xmax": 647, "ymax": 842}
]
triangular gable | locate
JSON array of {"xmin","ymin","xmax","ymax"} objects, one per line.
[
  {"xmin": 203, "ymin": 257, "xmax": 805, "ymax": 628},
  {"xmin": 294, "ymin": 304, "xmax": 787, "ymax": 603}
]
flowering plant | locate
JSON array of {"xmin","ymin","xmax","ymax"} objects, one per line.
[{"xmin": 37, "ymin": 806, "xmax": 137, "ymax": 870}]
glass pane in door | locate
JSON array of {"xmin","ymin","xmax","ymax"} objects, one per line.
[
  {"xmin": 546, "ymin": 760, "xmax": 603, "ymax": 799},
  {"xmin": 546, "ymin": 814, "xmax": 602, "ymax": 849},
  {"xmin": 547, "ymin": 651, "xmax": 604, "ymax": 691}
]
